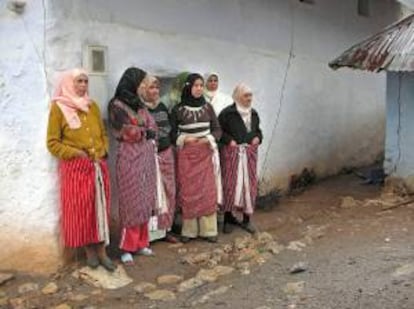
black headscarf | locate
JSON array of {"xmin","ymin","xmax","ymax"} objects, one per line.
[
  {"xmin": 114, "ymin": 67, "xmax": 147, "ymax": 111},
  {"xmin": 180, "ymin": 73, "xmax": 206, "ymax": 107}
]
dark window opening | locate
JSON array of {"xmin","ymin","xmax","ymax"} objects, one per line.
[
  {"xmin": 358, "ymin": 0, "xmax": 370, "ymax": 17},
  {"xmin": 299, "ymin": 0, "xmax": 315, "ymax": 4}
]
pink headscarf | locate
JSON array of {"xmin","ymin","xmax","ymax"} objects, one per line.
[{"xmin": 53, "ymin": 68, "xmax": 91, "ymax": 129}]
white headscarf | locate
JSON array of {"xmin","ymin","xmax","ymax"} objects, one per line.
[
  {"xmin": 232, "ymin": 83, "xmax": 253, "ymax": 132},
  {"xmin": 203, "ymin": 72, "xmax": 219, "ymax": 103}
]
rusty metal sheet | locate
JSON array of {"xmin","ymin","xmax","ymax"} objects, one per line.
[{"xmin": 329, "ymin": 14, "xmax": 414, "ymax": 72}]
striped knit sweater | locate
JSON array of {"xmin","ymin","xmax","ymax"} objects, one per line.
[{"xmin": 170, "ymin": 102, "xmax": 222, "ymax": 145}]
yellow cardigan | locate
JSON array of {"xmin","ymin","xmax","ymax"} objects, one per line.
[{"xmin": 47, "ymin": 101, "xmax": 109, "ymax": 161}]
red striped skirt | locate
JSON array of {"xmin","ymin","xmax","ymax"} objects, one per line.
[
  {"xmin": 157, "ymin": 146, "xmax": 176, "ymax": 230},
  {"xmin": 59, "ymin": 158, "xmax": 110, "ymax": 248},
  {"xmin": 220, "ymin": 144, "xmax": 258, "ymax": 213},
  {"xmin": 116, "ymin": 140, "xmax": 157, "ymax": 228},
  {"xmin": 177, "ymin": 143, "xmax": 217, "ymax": 220}
]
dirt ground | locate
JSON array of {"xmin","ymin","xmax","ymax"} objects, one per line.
[{"xmin": 1, "ymin": 172, "xmax": 414, "ymax": 309}]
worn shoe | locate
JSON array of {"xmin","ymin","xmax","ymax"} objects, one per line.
[
  {"xmin": 86, "ymin": 256, "xmax": 100, "ymax": 269},
  {"xmin": 100, "ymin": 256, "xmax": 117, "ymax": 272},
  {"xmin": 224, "ymin": 212, "xmax": 240, "ymax": 225},
  {"xmin": 164, "ymin": 233, "xmax": 179, "ymax": 243},
  {"xmin": 137, "ymin": 247, "xmax": 155, "ymax": 256},
  {"xmin": 241, "ymin": 222, "xmax": 257, "ymax": 234},
  {"xmin": 121, "ymin": 252, "xmax": 134, "ymax": 265},
  {"xmin": 180, "ymin": 236, "xmax": 191, "ymax": 243},
  {"xmin": 203, "ymin": 236, "xmax": 218, "ymax": 243},
  {"xmin": 223, "ymin": 223, "xmax": 234, "ymax": 234}
]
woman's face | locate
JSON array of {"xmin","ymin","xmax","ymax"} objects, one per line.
[
  {"xmin": 191, "ymin": 78, "xmax": 204, "ymax": 98},
  {"xmin": 73, "ymin": 74, "xmax": 88, "ymax": 97},
  {"xmin": 145, "ymin": 82, "xmax": 160, "ymax": 102},
  {"xmin": 206, "ymin": 75, "xmax": 219, "ymax": 92},
  {"xmin": 239, "ymin": 92, "xmax": 253, "ymax": 108}
]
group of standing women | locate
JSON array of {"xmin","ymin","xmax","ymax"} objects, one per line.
[{"xmin": 47, "ymin": 67, "xmax": 262, "ymax": 271}]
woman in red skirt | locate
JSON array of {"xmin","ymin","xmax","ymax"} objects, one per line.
[
  {"xmin": 47, "ymin": 69, "xmax": 115, "ymax": 271},
  {"xmin": 108, "ymin": 67, "xmax": 159, "ymax": 265},
  {"xmin": 218, "ymin": 83, "xmax": 263, "ymax": 234}
]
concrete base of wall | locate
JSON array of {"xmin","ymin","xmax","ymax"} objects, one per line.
[{"xmin": 0, "ymin": 231, "xmax": 61, "ymax": 274}]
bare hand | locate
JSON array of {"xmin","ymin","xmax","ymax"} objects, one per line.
[
  {"xmin": 229, "ymin": 140, "xmax": 238, "ymax": 147},
  {"xmin": 251, "ymin": 137, "xmax": 260, "ymax": 145},
  {"xmin": 77, "ymin": 150, "xmax": 88, "ymax": 158}
]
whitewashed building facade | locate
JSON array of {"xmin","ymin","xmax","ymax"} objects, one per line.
[{"xmin": 0, "ymin": 0, "xmax": 402, "ymax": 272}]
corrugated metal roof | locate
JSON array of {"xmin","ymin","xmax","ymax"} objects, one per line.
[{"xmin": 329, "ymin": 14, "xmax": 414, "ymax": 72}]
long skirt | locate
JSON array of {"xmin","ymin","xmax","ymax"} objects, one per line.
[
  {"xmin": 157, "ymin": 146, "xmax": 176, "ymax": 230},
  {"xmin": 177, "ymin": 143, "xmax": 217, "ymax": 220},
  {"xmin": 119, "ymin": 223, "xmax": 149, "ymax": 252},
  {"xmin": 220, "ymin": 144, "xmax": 258, "ymax": 214},
  {"xmin": 116, "ymin": 140, "xmax": 157, "ymax": 228},
  {"xmin": 60, "ymin": 158, "xmax": 110, "ymax": 248}
]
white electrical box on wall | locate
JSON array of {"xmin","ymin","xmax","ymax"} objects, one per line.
[{"xmin": 83, "ymin": 45, "xmax": 109, "ymax": 118}]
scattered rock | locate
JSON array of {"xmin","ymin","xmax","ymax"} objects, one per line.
[
  {"xmin": 134, "ymin": 282, "xmax": 157, "ymax": 294},
  {"xmin": 393, "ymin": 263, "xmax": 414, "ymax": 277},
  {"xmin": 196, "ymin": 265, "xmax": 234, "ymax": 283},
  {"xmin": 287, "ymin": 241, "xmax": 306, "ymax": 252},
  {"xmin": 192, "ymin": 285, "xmax": 232, "ymax": 305},
  {"xmin": 42, "ymin": 282, "xmax": 59, "ymax": 295},
  {"xmin": 182, "ymin": 252, "xmax": 211, "ymax": 265},
  {"xmin": 290, "ymin": 262, "xmax": 308, "ymax": 274},
  {"xmin": 55, "ymin": 304, "xmax": 72, "ymax": 309},
  {"xmin": 9, "ymin": 297, "xmax": 25, "ymax": 309},
  {"xmin": 283, "ymin": 281, "xmax": 305, "ymax": 294},
  {"xmin": 157, "ymin": 275, "xmax": 184, "ymax": 285},
  {"xmin": 234, "ymin": 236, "xmax": 252, "ymax": 250},
  {"xmin": 256, "ymin": 232, "xmax": 274, "ymax": 244},
  {"xmin": 144, "ymin": 289, "xmax": 176, "ymax": 302},
  {"xmin": 177, "ymin": 248, "xmax": 188, "ymax": 255},
  {"xmin": 0, "ymin": 273, "xmax": 14, "ymax": 286},
  {"xmin": 236, "ymin": 262, "xmax": 251, "ymax": 275},
  {"xmin": 168, "ymin": 243, "xmax": 183, "ymax": 249},
  {"xmin": 304, "ymin": 225, "xmax": 327, "ymax": 240},
  {"xmin": 18, "ymin": 282, "xmax": 39, "ymax": 294},
  {"xmin": 266, "ymin": 241, "xmax": 285, "ymax": 255},
  {"xmin": 178, "ymin": 277, "xmax": 205, "ymax": 292},
  {"xmin": 70, "ymin": 293, "xmax": 89, "ymax": 302},
  {"xmin": 340, "ymin": 196, "xmax": 361, "ymax": 209},
  {"xmin": 237, "ymin": 248, "xmax": 258, "ymax": 262},
  {"xmin": 72, "ymin": 265, "xmax": 132, "ymax": 290},
  {"xmin": 91, "ymin": 289, "xmax": 102, "ymax": 295},
  {"xmin": 0, "ymin": 297, "xmax": 7, "ymax": 307},
  {"xmin": 223, "ymin": 243, "xmax": 233, "ymax": 253}
]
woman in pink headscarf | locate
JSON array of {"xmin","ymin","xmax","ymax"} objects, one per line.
[{"xmin": 47, "ymin": 69, "xmax": 115, "ymax": 271}]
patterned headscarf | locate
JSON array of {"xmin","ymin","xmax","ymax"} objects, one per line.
[{"xmin": 52, "ymin": 68, "xmax": 91, "ymax": 129}]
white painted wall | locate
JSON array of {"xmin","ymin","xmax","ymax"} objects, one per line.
[
  {"xmin": 385, "ymin": 72, "xmax": 414, "ymax": 179},
  {"xmin": 0, "ymin": 0, "xmax": 401, "ymax": 272},
  {"xmin": 0, "ymin": 0, "xmax": 60, "ymax": 272}
]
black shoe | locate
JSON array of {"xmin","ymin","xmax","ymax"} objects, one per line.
[
  {"xmin": 181, "ymin": 236, "xmax": 191, "ymax": 243},
  {"xmin": 224, "ymin": 212, "xmax": 240, "ymax": 225},
  {"xmin": 203, "ymin": 236, "xmax": 218, "ymax": 243},
  {"xmin": 223, "ymin": 223, "xmax": 234, "ymax": 234},
  {"xmin": 241, "ymin": 222, "xmax": 257, "ymax": 234},
  {"xmin": 86, "ymin": 256, "xmax": 99, "ymax": 269},
  {"xmin": 99, "ymin": 256, "xmax": 117, "ymax": 272}
]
